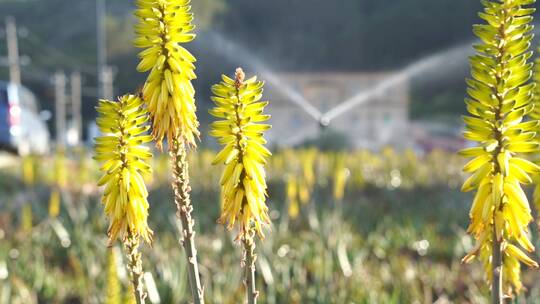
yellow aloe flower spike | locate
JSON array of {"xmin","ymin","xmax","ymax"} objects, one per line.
[
  {"xmin": 135, "ymin": 2, "xmax": 204, "ymax": 301},
  {"xmin": 48, "ymin": 189, "xmax": 61, "ymax": 218},
  {"xmin": 333, "ymin": 154, "xmax": 348, "ymax": 202},
  {"xmin": 210, "ymin": 68, "xmax": 272, "ymax": 239},
  {"xmin": 134, "ymin": 0, "xmax": 199, "ymax": 148},
  {"xmin": 105, "ymin": 247, "xmax": 121, "ymax": 304},
  {"xmin": 460, "ymin": 0, "xmax": 538, "ymax": 298},
  {"xmin": 22, "ymin": 155, "xmax": 34, "ymax": 186},
  {"xmin": 94, "ymin": 94, "xmax": 154, "ymax": 245},
  {"xmin": 286, "ymin": 175, "xmax": 299, "ymax": 219}
]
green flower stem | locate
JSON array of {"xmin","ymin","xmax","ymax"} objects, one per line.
[
  {"xmin": 170, "ymin": 139, "xmax": 204, "ymax": 304},
  {"xmin": 243, "ymin": 229, "xmax": 258, "ymax": 304},
  {"xmin": 123, "ymin": 232, "xmax": 146, "ymax": 304},
  {"xmin": 492, "ymin": 227, "xmax": 502, "ymax": 304}
]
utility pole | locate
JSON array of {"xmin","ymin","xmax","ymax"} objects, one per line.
[
  {"xmin": 5, "ymin": 16, "xmax": 21, "ymax": 85},
  {"xmin": 103, "ymin": 65, "xmax": 114, "ymax": 100},
  {"xmin": 96, "ymin": 0, "xmax": 107, "ymax": 99},
  {"xmin": 70, "ymin": 71, "xmax": 82, "ymax": 145},
  {"xmin": 54, "ymin": 71, "xmax": 67, "ymax": 148}
]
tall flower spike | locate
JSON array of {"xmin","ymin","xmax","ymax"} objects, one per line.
[
  {"xmin": 135, "ymin": 2, "xmax": 204, "ymax": 302},
  {"xmin": 94, "ymin": 94, "xmax": 154, "ymax": 245},
  {"xmin": 460, "ymin": 0, "xmax": 538, "ymax": 299},
  {"xmin": 134, "ymin": 0, "xmax": 199, "ymax": 147},
  {"xmin": 210, "ymin": 68, "xmax": 272, "ymax": 239}
]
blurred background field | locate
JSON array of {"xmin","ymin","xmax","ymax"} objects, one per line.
[{"xmin": 0, "ymin": 148, "xmax": 539, "ymax": 303}]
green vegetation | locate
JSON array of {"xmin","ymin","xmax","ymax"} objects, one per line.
[{"xmin": 1, "ymin": 149, "xmax": 540, "ymax": 303}]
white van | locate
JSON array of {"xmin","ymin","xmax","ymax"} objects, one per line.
[{"xmin": 0, "ymin": 81, "xmax": 50, "ymax": 155}]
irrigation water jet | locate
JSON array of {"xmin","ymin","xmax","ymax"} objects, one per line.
[
  {"xmin": 202, "ymin": 32, "xmax": 515, "ymax": 128},
  {"xmin": 321, "ymin": 42, "xmax": 475, "ymax": 123},
  {"xmin": 204, "ymin": 31, "xmax": 323, "ymax": 121},
  {"xmin": 324, "ymin": 24, "xmax": 540, "ymax": 123}
]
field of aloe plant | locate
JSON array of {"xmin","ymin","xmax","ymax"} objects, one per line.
[
  {"xmin": 0, "ymin": 148, "xmax": 539, "ymax": 303},
  {"xmin": 1, "ymin": 0, "xmax": 540, "ymax": 302}
]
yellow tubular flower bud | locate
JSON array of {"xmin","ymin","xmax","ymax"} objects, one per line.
[
  {"xmin": 210, "ymin": 68, "xmax": 272, "ymax": 239},
  {"xmin": 134, "ymin": 0, "xmax": 199, "ymax": 148},
  {"xmin": 94, "ymin": 94, "xmax": 154, "ymax": 245}
]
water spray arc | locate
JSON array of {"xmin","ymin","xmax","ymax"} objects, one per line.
[
  {"xmin": 322, "ymin": 25, "xmax": 540, "ymax": 124},
  {"xmin": 208, "ymin": 31, "xmax": 535, "ymax": 135},
  {"xmin": 205, "ymin": 31, "xmax": 323, "ymax": 121},
  {"xmin": 321, "ymin": 42, "xmax": 475, "ymax": 124}
]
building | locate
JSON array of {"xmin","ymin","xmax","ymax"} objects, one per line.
[{"xmin": 264, "ymin": 72, "xmax": 410, "ymax": 149}]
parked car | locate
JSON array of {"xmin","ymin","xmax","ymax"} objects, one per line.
[{"xmin": 0, "ymin": 81, "xmax": 50, "ymax": 155}]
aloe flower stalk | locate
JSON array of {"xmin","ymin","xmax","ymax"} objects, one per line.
[
  {"xmin": 134, "ymin": 1, "xmax": 204, "ymax": 302},
  {"xmin": 105, "ymin": 248, "xmax": 121, "ymax": 304},
  {"xmin": 169, "ymin": 137, "xmax": 204, "ymax": 302},
  {"xmin": 94, "ymin": 94, "xmax": 153, "ymax": 303},
  {"xmin": 210, "ymin": 68, "xmax": 272, "ymax": 304},
  {"xmin": 460, "ymin": 0, "xmax": 538, "ymax": 301},
  {"xmin": 124, "ymin": 232, "xmax": 146, "ymax": 304},
  {"xmin": 286, "ymin": 176, "xmax": 299, "ymax": 220}
]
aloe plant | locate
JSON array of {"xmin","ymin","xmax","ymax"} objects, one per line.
[
  {"xmin": 210, "ymin": 68, "xmax": 272, "ymax": 304},
  {"xmin": 94, "ymin": 94, "xmax": 154, "ymax": 303},
  {"xmin": 133, "ymin": 1, "xmax": 204, "ymax": 302}
]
